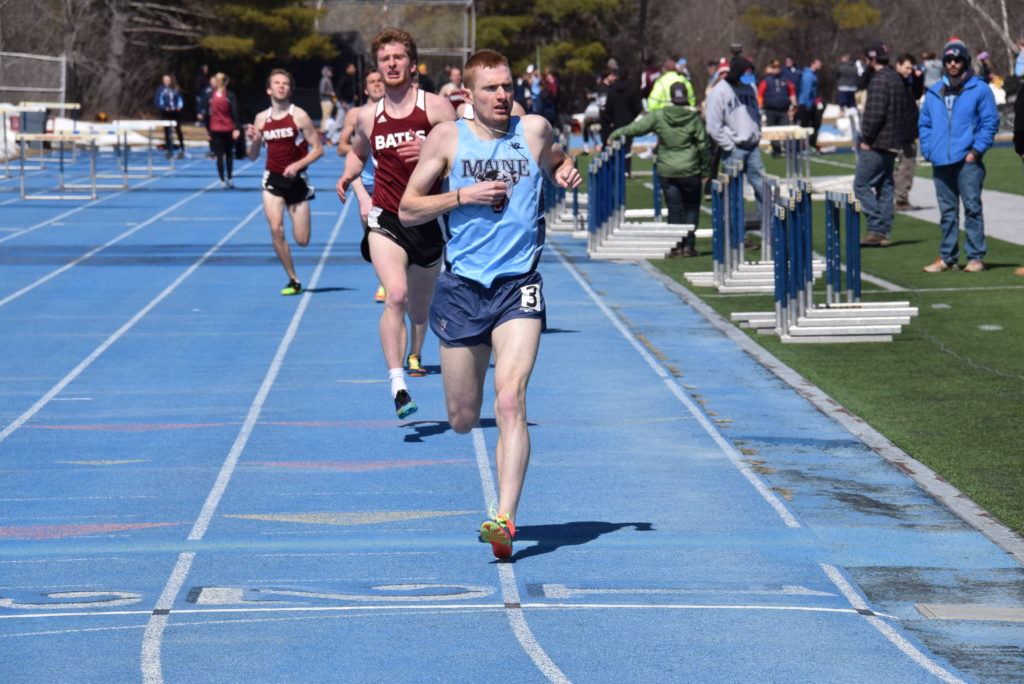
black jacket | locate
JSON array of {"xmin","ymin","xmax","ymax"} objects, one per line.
[
  {"xmin": 861, "ymin": 66, "xmax": 913, "ymax": 150},
  {"xmin": 1015, "ymin": 82, "xmax": 1024, "ymax": 156},
  {"xmin": 601, "ymin": 79, "xmax": 642, "ymax": 130}
]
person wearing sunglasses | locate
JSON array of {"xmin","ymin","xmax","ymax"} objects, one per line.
[{"xmin": 918, "ymin": 38, "xmax": 999, "ymax": 273}]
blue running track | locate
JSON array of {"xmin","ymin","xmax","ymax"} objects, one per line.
[{"xmin": 1, "ymin": 147, "xmax": 1021, "ymax": 683}]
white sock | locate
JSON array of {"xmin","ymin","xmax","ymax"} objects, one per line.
[{"xmin": 388, "ymin": 367, "xmax": 407, "ymax": 397}]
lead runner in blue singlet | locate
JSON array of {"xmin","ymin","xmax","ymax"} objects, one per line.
[{"xmin": 399, "ymin": 50, "xmax": 581, "ymax": 560}]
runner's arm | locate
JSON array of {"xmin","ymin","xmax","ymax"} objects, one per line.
[
  {"xmin": 245, "ymin": 112, "xmax": 265, "ymax": 161},
  {"xmin": 399, "ymin": 122, "xmax": 509, "ymax": 226},
  {"xmin": 538, "ymin": 119, "xmax": 582, "ymax": 189},
  {"xmin": 337, "ymin": 107, "xmax": 371, "ymax": 202},
  {"xmin": 337, "ymin": 106, "xmax": 359, "ymax": 157},
  {"xmin": 282, "ymin": 108, "xmax": 323, "ymax": 177}
]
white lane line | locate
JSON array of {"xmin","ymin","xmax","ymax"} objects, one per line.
[
  {"xmin": 139, "ymin": 201, "xmax": 351, "ymax": 684},
  {"xmin": 820, "ymin": 564, "xmax": 966, "ymax": 684},
  {"xmin": 553, "ymin": 247, "xmax": 801, "ymax": 528},
  {"xmin": 0, "ymin": 205, "xmax": 263, "ymax": 446},
  {"xmin": 0, "ymin": 160, "xmax": 201, "ymax": 245},
  {"xmin": 471, "ymin": 428, "xmax": 572, "ymax": 684},
  {"xmin": 2, "ymin": 602, "xmax": 896, "ymax": 621},
  {"xmin": 0, "ymin": 162, "xmax": 254, "ymax": 310}
]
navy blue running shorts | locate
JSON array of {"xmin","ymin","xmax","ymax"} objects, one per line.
[
  {"xmin": 430, "ymin": 270, "xmax": 545, "ymax": 347},
  {"xmin": 262, "ymin": 170, "xmax": 315, "ymax": 206}
]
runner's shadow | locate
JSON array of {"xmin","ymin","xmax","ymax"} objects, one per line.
[
  {"xmin": 504, "ymin": 521, "xmax": 654, "ymax": 562},
  {"xmin": 401, "ymin": 418, "xmax": 504, "ymax": 442},
  {"xmin": 306, "ymin": 286, "xmax": 355, "ymax": 293}
]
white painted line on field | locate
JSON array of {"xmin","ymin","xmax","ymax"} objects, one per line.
[
  {"xmin": 821, "ymin": 564, "xmax": 966, "ymax": 684},
  {"xmin": 471, "ymin": 427, "xmax": 571, "ymax": 684},
  {"xmin": 0, "ymin": 160, "xmax": 202, "ymax": 245},
  {"xmin": 0, "ymin": 205, "xmax": 263, "ymax": 446},
  {"xmin": 140, "ymin": 200, "xmax": 352, "ymax": 684},
  {"xmin": 0, "ymin": 163, "xmax": 253, "ymax": 310},
  {"xmin": 637, "ymin": 259, "xmax": 1024, "ymax": 567},
  {"xmin": 554, "ymin": 247, "xmax": 801, "ymax": 528}
]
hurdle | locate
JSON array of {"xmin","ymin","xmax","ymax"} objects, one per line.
[
  {"xmin": 15, "ymin": 131, "xmax": 130, "ymax": 200},
  {"xmin": 583, "ymin": 140, "xmax": 697, "ymax": 259},
  {"xmin": 761, "ymin": 125, "xmax": 812, "ymax": 179},
  {"xmin": 685, "ymin": 165, "xmax": 824, "ymax": 292},
  {"xmin": 730, "ymin": 190, "xmax": 918, "ymax": 342},
  {"xmin": 111, "ymin": 119, "xmax": 178, "ymax": 174},
  {"xmin": 18, "ymin": 102, "xmax": 82, "ymax": 162},
  {"xmin": 1, "ymin": 104, "xmax": 49, "ymax": 178}
]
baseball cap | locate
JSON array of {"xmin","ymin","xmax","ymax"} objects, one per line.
[
  {"xmin": 864, "ymin": 41, "xmax": 889, "ymax": 59},
  {"xmin": 670, "ymin": 81, "xmax": 688, "ymax": 105}
]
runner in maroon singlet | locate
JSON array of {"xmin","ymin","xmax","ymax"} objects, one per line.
[
  {"xmin": 336, "ymin": 28, "xmax": 456, "ymax": 418},
  {"xmin": 246, "ymin": 68, "xmax": 323, "ymax": 295}
]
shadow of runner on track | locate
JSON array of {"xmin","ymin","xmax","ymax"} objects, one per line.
[
  {"xmin": 503, "ymin": 521, "xmax": 655, "ymax": 562},
  {"xmin": 400, "ymin": 418, "xmax": 539, "ymax": 442}
]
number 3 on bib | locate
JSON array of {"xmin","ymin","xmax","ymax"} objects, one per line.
[{"xmin": 519, "ymin": 283, "xmax": 541, "ymax": 312}]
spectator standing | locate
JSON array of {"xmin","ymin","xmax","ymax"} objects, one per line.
[
  {"xmin": 154, "ymin": 74, "xmax": 185, "ymax": 159},
  {"xmin": 921, "ymin": 51, "xmax": 944, "ymax": 89},
  {"xmin": 796, "ymin": 58, "xmax": 823, "ymax": 150},
  {"xmin": 641, "ymin": 57, "xmax": 662, "ymax": 106},
  {"xmin": 609, "ymin": 81, "xmax": 710, "ymax": 257},
  {"xmin": 649, "ymin": 59, "xmax": 695, "ymax": 110},
  {"xmin": 893, "ymin": 53, "xmax": 924, "ymax": 211},
  {"xmin": 918, "ymin": 38, "xmax": 999, "ymax": 272},
  {"xmin": 319, "ymin": 66, "xmax": 336, "ymax": 133},
  {"xmin": 602, "ymin": 69, "xmax": 643, "ymax": 174},
  {"xmin": 1015, "ymin": 38, "xmax": 1024, "ymax": 78},
  {"xmin": 976, "ymin": 51, "xmax": 993, "ymax": 83},
  {"xmin": 514, "ymin": 68, "xmax": 534, "ymax": 112},
  {"xmin": 854, "ymin": 42, "xmax": 912, "ymax": 248},
  {"xmin": 781, "ymin": 57, "xmax": 801, "ymax": 91},
  {"xmin": 836, "ymin": 54, "xmax": 859, "ymax": 110},
  {"xmin": 337, "ymin": 63, "xmax": 358, "ymax": 109},
  {"xmin": 705, "ymin": 55, "xmax": 765, "ymax": 224},
  {"xmin": 417, "ymin": 63, "xmax": 435, "ymax": 93},
  {"xmin": 205, "ymin": 72, "xmax": 241, "ymax": 188},
  {"xmin": 438, "ymin": 66, "xmax": 466, "ymax": 108},
  {"xmin": 192, "ymin": 64, "xmax": 209, "ymax": 125},
  {"xmin": 1015, "ymin": 80, "xmax": 1024, "ymax": 277},
  {"xmin": 758, "ymin": 60, "xmax": 797, "ymax": 157}
]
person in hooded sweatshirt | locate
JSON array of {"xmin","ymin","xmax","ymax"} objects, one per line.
[
  {"xmin": 601, "ymin": 69, "xmax": 643, "ymax": 175},
  {"xmin": 609, "ymin": 81, "xmax": 710, "ymax": 257},
  {"xmin": 918, "ymin": 38, "xmax": 999, "ymax": 273},
  {"xmin": 705, "ymin": 55, "xmax": 765, "ymax": 225}
]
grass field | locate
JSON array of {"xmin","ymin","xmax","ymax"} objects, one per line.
[{"xmin": 574, "ymin": 148, "xmax": 1024, "ymax": 535}]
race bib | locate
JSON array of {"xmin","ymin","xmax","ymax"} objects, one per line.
[{"xmin": 519, "ymin": 283, "xmax": 542, "ymax": 311}]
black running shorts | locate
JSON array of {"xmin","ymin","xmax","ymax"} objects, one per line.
[
  {"xmin": 262, "ymin": 170, "xmax": 315, "ymax": 206},
  {"xmin": 363, "ymin": 206, "xmax": 444, "ymax": 268}
]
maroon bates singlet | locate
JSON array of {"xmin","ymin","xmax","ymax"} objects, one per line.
[
  {"xmin": 370, "ymin": 89, "xmax": 437, "ymax": 213},
  {"xmin": 260, "ymin": 105, "xmax": 308, "ymax": 174}
]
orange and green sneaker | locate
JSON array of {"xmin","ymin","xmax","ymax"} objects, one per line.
[
  {"xmin": 374, "ymin": 284, "xmax": 386, "ymax": 302},
  {"xmin": 280, "ymin": 280, "xmax": 302, "ymax": 296},
  {"xmin": 407, "ymin": 354, "xmax": 426, "ymax": 377},
  {"xmin": 479, "ymin": 511, "xmax": 516, "ymax": 560}
]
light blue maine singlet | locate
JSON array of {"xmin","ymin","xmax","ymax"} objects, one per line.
[{"xmin": 443, "ymin": 117, "xmax": 545, "ymax": 287}]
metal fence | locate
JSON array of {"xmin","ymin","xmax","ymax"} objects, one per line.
[{"xmin": 0, "ymin": 51, "xmax": 66, "ymax": 105}]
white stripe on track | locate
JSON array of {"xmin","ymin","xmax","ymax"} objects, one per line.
[
  {"xmin": 471, "ymin": 428, "xmax": 572, "ymax": 684},
  {"xmin": 820, "ymin": 564, "xmax": 966, "ymax": 684},
  {"xmin": 140, "ymin": 201, "xmax": 352, "ymax": 684},
  {"xmin": 0, "ymin": 162, "xmax": 253, "ymax": 310},
  {"xmin": 0, "ymin": 160, "xmax": 201, "ymax": 245},
  {"xmin": 0, "ymin": 205, "xmax": 263, "ymax": 446},
  {"xmin": 553, "ymin": 248, "xmax": 801, "ymax": 528}
]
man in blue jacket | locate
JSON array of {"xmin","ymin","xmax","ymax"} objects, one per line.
[{"xmin": 918, "ymin": 38, "xmax": 999, "ymax": 273}]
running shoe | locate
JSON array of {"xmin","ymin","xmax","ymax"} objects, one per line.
[
  {"xmin": 479, "ymin": 511, "xmax": 516, "ymax": 560},
  {"xmin": 394, "ymin": 389, "xmax": 417, "ymax": 419},
  {"xmin": 374, "ymin": 285, "xmax": 386, "ymax": 303},
  {"xmin": 407, "ymin": 354, "xmax": 426, "ymax": 377},
  {"xmin": 280, "ymin": 280, "xmax": 302, "ymax": 296}
]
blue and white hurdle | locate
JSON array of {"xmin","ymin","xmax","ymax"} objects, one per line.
[{"xmin": 730, "ymin": 190, "xmax": 918, "ymax": 342}]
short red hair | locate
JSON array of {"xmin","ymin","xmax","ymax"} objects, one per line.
[{"xmin": 464, "ymin": 50, "xmax": 510, "ymax": 87}]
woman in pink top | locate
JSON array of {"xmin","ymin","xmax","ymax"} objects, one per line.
[{"xmin": 206, "ymin": 72, "xmax": 242, "ymax": 187}]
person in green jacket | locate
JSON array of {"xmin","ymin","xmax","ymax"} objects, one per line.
[{"xmin": 610, "ymin": 81, "xmax": 709, "ymax": 257}]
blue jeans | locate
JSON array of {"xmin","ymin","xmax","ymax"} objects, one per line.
[
  {"xmin": 932, "ymin": 160, "xmax": 986, "ymax": 263},
  {"xmin": 722, "ymin": 146, "xmax": 765, "ymax": 219},
  {"xmin": 853, "ymin": 148, "xmax": 896, "ymax": 237}
]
